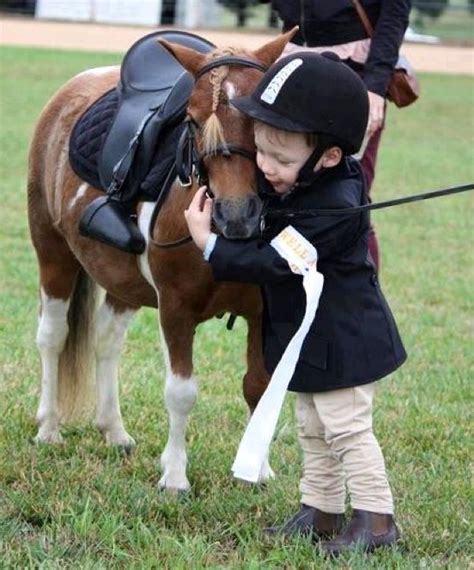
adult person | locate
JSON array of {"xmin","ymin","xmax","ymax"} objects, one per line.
[{"xmin": 260, "ymin": 0, "xmax": 411, "ymax": 271}]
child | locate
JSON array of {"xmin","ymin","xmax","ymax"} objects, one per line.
[{"xmin": 184, "ymin": 52, "xmax": 406, "ymax": 555}]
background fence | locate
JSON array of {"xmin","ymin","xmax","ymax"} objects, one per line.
[{"xmin": 1, "ymin": 0, "xmax": 473, "ymax": 43}]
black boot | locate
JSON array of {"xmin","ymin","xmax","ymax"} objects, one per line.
[
  {"xmin": 79, "ymin": 196, "xmax": 146, "ymax": 254},
  {"xmin": 263, "ymin": 504, "xmax": 345, "ymax": 540},
  {"xmin": 321, "ymin": 509, "xmax": 401, "ymax": 556}
]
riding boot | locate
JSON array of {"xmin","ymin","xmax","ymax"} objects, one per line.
[
  {"xmin": 79, "ymin": 196, "xmax": 146, "ymax": 254},
  {"xmin": 263, "ymin": 504, "xmax": 345, "ymax": 540},
  {"xmin": 321, "ymin": 509, "xmax": 400, "ymax": 556}
]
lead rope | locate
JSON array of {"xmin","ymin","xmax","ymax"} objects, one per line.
[{"xmin": 267, "ymin": 182, "xmax": 474, "ymax": 219}]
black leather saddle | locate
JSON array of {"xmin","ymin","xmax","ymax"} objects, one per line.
[
  {"xmin": 74, "ymin": 30, "xmax": 215, "ymax": 254},
  {"xmin": 99, "ymin": 30, "xmax": 215, "ymax": 199}
]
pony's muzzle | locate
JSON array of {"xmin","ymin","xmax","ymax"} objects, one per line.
[{"xmin": 212, "ymin": 195, "xmax": 263, "ymax": 240}]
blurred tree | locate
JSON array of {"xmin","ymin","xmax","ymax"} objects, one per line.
[
  {"xmin": 161, "ymin": 0, "xmax": 176, "ymax": 25},
  {"xmin": 217, "ymin": 0, "xmax": 260, "ymax": 27},
  {"xmin": 0, "ymin": 0, "xmax": 36, "ymax": 13},
  {"xmin": 469, "ymin": 0, "xmax": 474, "ymax": 15},
  {"xmin": 413, "ymin": 0, "xmax": 449, "ymax": 21}
]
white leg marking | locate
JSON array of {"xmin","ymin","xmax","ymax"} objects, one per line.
[
  {"xmin": 138, "ymin": 201, "xmax": 197, "ymax": 490},
  {"xmin": 137, "ymin": 201, "xmax": 156, "ymax": 288},
  {"xmin": 35, "ymin": 290, "xmax": 70, "ymax": 444},
  {"xmin": 159, "ymin": 371, "xmax": 198, "ymax": 492},
  {"xmin": 95, "ymin": 301, "xmax": 136, "ymax": 447},
  {"xmin": 69, "ymin": 182, "xmax": 89, "ymax": 210}
]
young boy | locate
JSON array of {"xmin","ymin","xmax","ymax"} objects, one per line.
[{"xmin": 184, "ymin": 52, "xmax": 406, "ymax": 555}]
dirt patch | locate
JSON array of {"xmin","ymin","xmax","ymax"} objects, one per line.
[{"xmin": 1, "ymin": 15, "xmax": 473, "ymax": 75}]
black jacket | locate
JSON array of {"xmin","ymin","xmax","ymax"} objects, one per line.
[
  {"xmin": 263, "ymin": 0, "xmax": 411, "ymax": 96},
  {"xmin": 208, "ymin": 158, "xmax": 406, "ymax": 393}
]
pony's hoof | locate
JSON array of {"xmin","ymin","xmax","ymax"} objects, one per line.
[
  {"xmin": 158, "ymin": 473, "xmax": 191, "ymax": 494},
  {"xmin": 158, "ymin": 485, "xmax": 191, "ymax": 499},
  {"xmin": 117, "ymin": 442, "xmax": 136, "ymax": 456},
  {"xmin": 103, "ymin": 430, "xmax": 136, "ymax": 450},
  {"xmin": 34, "ymin": 429, "xmax": 64, "ymax": 445}
]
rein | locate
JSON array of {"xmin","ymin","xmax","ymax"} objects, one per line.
[
  {"xmin": 151, "ymin": 55, "xmax": 267, "ymax": 249},
  {"xmin": 266, "ymin": 183, "xmax": 474, "ymax": 220},
  {"xmin": 148, "ymin": 163, "xmax": 194, "ymax": 249}
]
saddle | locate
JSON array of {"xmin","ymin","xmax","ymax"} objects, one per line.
[
  {"xmin": 99, "ymin": 30, "xmax": 215, "ymax": 199},
  {"xmin": 69, "ymin": 30, "xmax": 214, "ymax": 254},
  {"xmin": 70, "ymin": 30, "xmax": 214, "ymax": 201}
]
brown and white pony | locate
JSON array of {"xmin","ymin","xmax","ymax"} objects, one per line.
[{"xmin": 27, "ymin": 30, "xmax": 295, "ymax": 492}]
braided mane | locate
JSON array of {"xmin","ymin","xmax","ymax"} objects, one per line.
[{"xmin": 201, "ymin": 47, "xmax": 248, "ymax": 155}]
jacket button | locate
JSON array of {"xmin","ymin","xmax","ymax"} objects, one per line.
[{"xmin": 371, "ymin": 273, "xmax": 378, "ymax": 285}]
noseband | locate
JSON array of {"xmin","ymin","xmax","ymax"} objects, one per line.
[{"xmin": 152, "ymin": 55, "xmax": 267, "ymax": 249}]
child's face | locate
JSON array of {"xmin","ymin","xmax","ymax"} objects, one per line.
[{"xmin": 254, "ymin": 124, "xmax": 314, "ymax": 195}]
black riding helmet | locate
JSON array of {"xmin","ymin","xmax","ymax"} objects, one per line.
[{"xmin": 231, "ymin": 52, "xmax": 369, "ymax": 185}]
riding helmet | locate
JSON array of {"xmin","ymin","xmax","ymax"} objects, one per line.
[{"xmin": 231, "ymin": 52, "xmax": 369, "ymax": 155}]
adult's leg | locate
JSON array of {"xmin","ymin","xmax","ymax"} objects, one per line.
[{"xmin": 360, "ymin": 125, "xmax": 384, "ymax": 272}]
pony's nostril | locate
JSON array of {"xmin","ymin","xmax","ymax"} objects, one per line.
[{"xmin": 247, "ymin": 199, "xmax": 256, "ymax": 218}]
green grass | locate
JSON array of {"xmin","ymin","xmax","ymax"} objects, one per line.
[{"xmin": 0, "ymin": 46, "xmax": 473, "ymax": 568}]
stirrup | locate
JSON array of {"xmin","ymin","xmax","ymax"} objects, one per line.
[{"xmin": 79, "ymin": 196, "xmax": 146, "ymax": 254}]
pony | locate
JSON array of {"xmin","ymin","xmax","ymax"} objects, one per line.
[{"xmin": 27, "ymin": 29, "xmax": 295, "ymax": 492}]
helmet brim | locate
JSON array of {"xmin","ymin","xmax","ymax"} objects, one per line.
[{"xmin": 231, "ymin": 95, "xmax": 314, "ymax": 133}]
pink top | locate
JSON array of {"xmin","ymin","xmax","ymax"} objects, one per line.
[{"xmin": 281, "ymin": 39, "xmax": 371, "ymax": 65}]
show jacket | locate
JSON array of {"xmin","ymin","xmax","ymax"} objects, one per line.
[
  {"xmin": 262, "ymin": 0, "xmax": 411, "ymax": 97},
  {"xmin": 208, "ymin": 158, "xmax": 406, "ymax": 393}
]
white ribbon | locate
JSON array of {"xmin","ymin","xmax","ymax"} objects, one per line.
[{"xmin": 232, "ymin": 226, "xmax": 324, "ymax": 483}]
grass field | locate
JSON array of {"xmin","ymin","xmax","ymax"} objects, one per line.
[{"xmin": 0, "ymin": 46, "xmax": 473, "ymax": 568}]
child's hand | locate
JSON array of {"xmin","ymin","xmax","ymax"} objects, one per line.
[{"xmin": 184, "ymin": 186, "xmax": 213, "ymax": 251}]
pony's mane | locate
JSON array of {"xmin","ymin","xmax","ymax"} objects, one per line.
[{"xmin": 201, "ymin": 47, "xmax": 251, "ymax": 155}]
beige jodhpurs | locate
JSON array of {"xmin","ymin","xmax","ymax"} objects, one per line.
[{"xmin": 296, "ymin": 383, "xmax": 394, "ymax": 514}]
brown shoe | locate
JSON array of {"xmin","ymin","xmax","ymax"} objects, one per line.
[
  {"xmin": 321, "ymin": 509, "xmax": 401, "ymax": 556},
  {"xmin": 263, "ymin": 504, "xmax": 345, "ymax": 540}
]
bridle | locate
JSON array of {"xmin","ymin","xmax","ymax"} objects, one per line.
[
  {"xmin": 176, "ymin": 56, "xmax": 268, "ymax": 190},
  {"xmin": 150, "ymin": 55, "xmax": 267, "ymax": 249}
]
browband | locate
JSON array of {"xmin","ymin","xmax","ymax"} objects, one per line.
[{"xmin": 195, "ymin": 56, "xmax": 268, "ymax": 80}]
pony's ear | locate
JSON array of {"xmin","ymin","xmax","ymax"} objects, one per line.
[
  {"xmin": 158, "ymin": 39, "xmax": 207, "ymax": 76},
  {"xmin": 252, "ymin": 26, "xmax": 299, "ymax": 67}
]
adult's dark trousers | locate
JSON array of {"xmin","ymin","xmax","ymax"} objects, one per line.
[{"xmin": 360, "ymin": 125, "xmax": 383, "ymax": 272}]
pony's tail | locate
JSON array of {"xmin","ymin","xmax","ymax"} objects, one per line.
[{"xmin": 58, "ymin": 270, "xmax": 98, "ymax": 422}]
